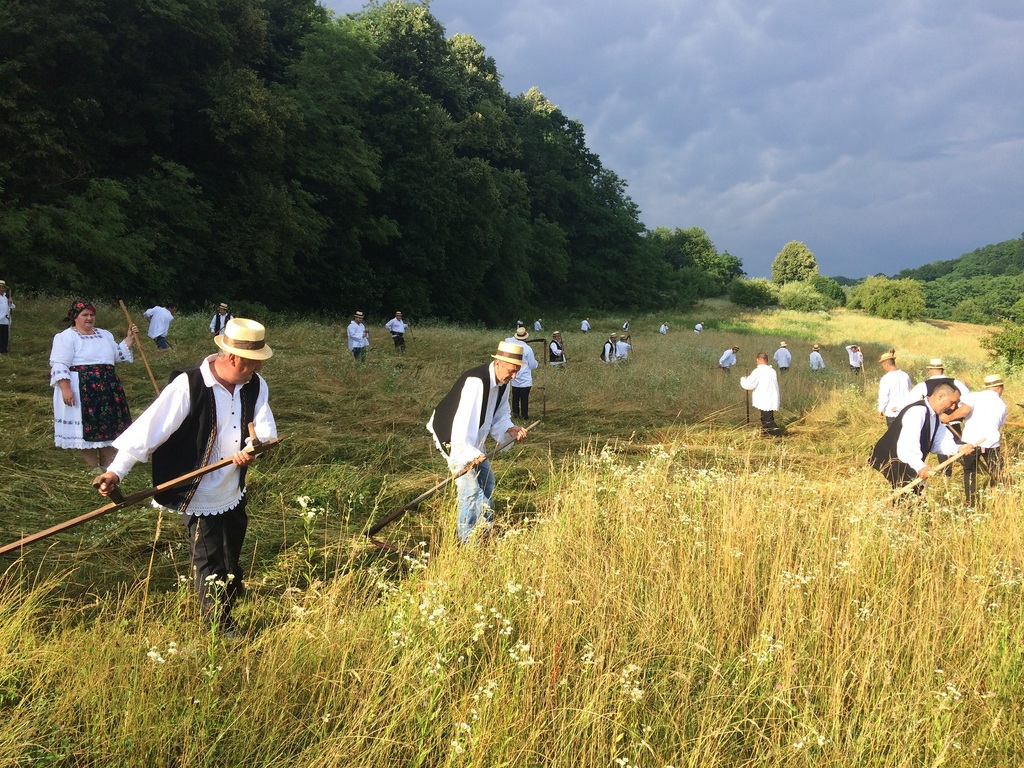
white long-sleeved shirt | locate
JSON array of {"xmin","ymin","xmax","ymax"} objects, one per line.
[
  {"xmin": 580, "ymin": 319, "xmax": 591, "ymax": 332},
  {"xmin": 719, "ymin": 349, "xmax": 737, "ymax": 369},
  {"xmin": 385, "ymin": 317, "xmax": 408, "ymax": 334},
  {"xmin": 845, "ymin": 346, "xmax": 863, "ymax": 368},
  {"xmin": 143, "ymin": 306, "xmax": 174, "ymax": 339},
  {"xmin": 107, "ymin": 355, "xmax": 276, "ymax": 515},
  {"xmin": 426, "ymin": 362, "xmax": 515, "ymax": 469},
  {"xmin": 534, "ymin": 320, "xmax": 542, "ymax": 331},
  {"xmin": 615, "ymin": 340, "xmax": 632, "ymax": 360},
  {"xmin": 896, "ymin": 400, "xmax": 959, "ymax": 472},
  {"xmin": 549, "ymin": 340, "xmax": 566, "ymax": 365},
  {"xmin": 50, "ymin": 328, "xmax": 133, "ymax": 385},
  {"xmin": 773, "ymin": 347, "xmax": 792, "ymax": 368},
  {"xmin": 906, "ymin": 376, "xmax": 970, "ymax": 405},
  {"xmin": 347, "ymin": 320, "xmax": 369, "ymax": 350},
  {"xmin": 504, "ymin": 337, "xmax": 539, "ymax": 387},
  {"xmin": 740, "ymin": 364, "xmax": 780, "ymax": 411},
  {"xmin": 0, "ymin": 293, "xmax": 12, "ymax": 324},
  {"xmin": 809, "ymin": 351, "xmax": 825, "ymax": 370},
  {"xmin": 209, "ymin": 311, "xmax": 232, "ymax": 335},
  {"xmin": 959, "ymin": 390, "xmax": 1007, "ymax": 449},
  {"xmin": 659, "ymin": 324, "xmax": 668, "ymax": 334},
  {"xmin": 878, "ymin": 369, "xmax": 913, "ymax": 416}
]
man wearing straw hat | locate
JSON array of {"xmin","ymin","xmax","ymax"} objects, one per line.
[
  {"xmin": 869, "ymin": 379, "xmax": 972, "ymax": 495},
  {"xmin": 385, "ymin": 311, "xmax": 410, "ymax": 352},
  {"xmin": 809, "ymin": 344, "xmax": 825, "ymax": 371},
  {"xmin": 548, "ymin": 331, "xmax": 567, "ymax": 366},
  {"xmin": 347, "ymin": 310, "xmax": 370, "ymax": 362},
  {"xmin": 602, "ymin": 332, "xmax": 619, "ymax": 363},
  {"xmin": 772, "ymin": 341, "xmax": 791, "ymax": 372},
  {"xmin": 426, "ymin": 341, "xmax": 529, "ymax": 543},
  {"xmin": 718, "ymin": 345, "xmax": 739, "ymax": 372},
  {"xmin": 210, "ymin": 302, "xmax": 232, "ymax": 336},
  {"xmin": 96, "ymin": 319, "xmax": 276, "ymax": 632},
  {"xmin": 877, "ymin": 349, "xmax": 912, "ymax": 426},
  {"xmin": 905, "ymin": 358, "xmax": 971, "ymax": 474},
  {"xmin": 954, "ymin": 374, "xmax": 1008, "ymax": 506},
  {"xmin": 505, "ymin": 326, "xmax": 539, "ymax": 419}
]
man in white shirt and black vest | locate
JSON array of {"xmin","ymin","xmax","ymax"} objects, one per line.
[
  {"xmin": 548, "ymin": 331, "xmax": 567, "ymax": 366},
  {"xmin": 426, "ymin": 341, "xmax": 529, "ymax": 543},
  {"xmin": 869, "ymin": 378, "xmax": 973, "ymax": 495},
  {"xmin": 96, "ymin": 319, "xmax": 276, "ymax": 632}
]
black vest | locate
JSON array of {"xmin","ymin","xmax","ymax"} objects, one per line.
[
  {"xmin": 549, "ymin": 341, "xmax": 565, "ymax": 363},
  {"xmin": 152, "ymin": 366, "xmax": 261, "ymax": 511},
  {"xmin": 430, "ymin": 364, "xmax": 506, "ymax": 451},
  {"xmin": 869, "ymin": 400, "xmax": 933, "ymax": 473}
]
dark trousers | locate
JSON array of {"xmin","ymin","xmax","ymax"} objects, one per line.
[
  {"xmin": 759, "ymin": 410, "xmax": 781, "ymax": 436},
  {"xmin": 0, "ymin": 324, "xmax": 8, "ymax": 353},
  {"xmin": 850, "ymin": 365, "xmax": 861, "ymax": 374},
  {"xmin": 352, "ymin": 347, "xmax": 366, "ymax": 362},
  {"xmin": 963, "ymin": 447, "xmax": 1003, "ymax": 506},
  {"xmin": 511, "ymin": 386, "xmax": 531, "ymax": 419},
  {"xmin": 182, "ymin": 499, "xmax": 248, "ymax": 628},
  {"xmin": 391, "ymin": 332, "xmax": 405, "ymax": 351},
  {"xmin": 878, "ymin": 460, "xmax": 924, "ymax": 496}
]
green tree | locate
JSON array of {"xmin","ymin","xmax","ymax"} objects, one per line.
[
  {"xmin": 809, "ymin": 274, "xmax": 846, "ymax": 306},
  {"xmin": 771, "ymin": 241, "xmax": 819, "ymax": 284},
  {"xmin": 729, "ymin": 278, "xmax": 779, "ymax": 308},
  {"xmin": 982, "ymin": 322, "xmax": 1024, "ymax": 369},
  {"xmin": 848, "ymin": 276, "xmax": 926, "ymax": 320}
]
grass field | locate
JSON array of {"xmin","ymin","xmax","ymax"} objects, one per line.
[{"xmin": 0, "ymin": 297, "xmax": 1020, "ymax": 766}]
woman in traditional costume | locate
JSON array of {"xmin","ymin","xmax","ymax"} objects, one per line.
[{"xmin": 50, "ymin": 301, "xmax": 137, "ymax": 471}]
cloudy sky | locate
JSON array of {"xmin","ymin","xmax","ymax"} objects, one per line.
[{"xmin": 323, "ymin": 0, "xmax": 1023, "ymax": 278}]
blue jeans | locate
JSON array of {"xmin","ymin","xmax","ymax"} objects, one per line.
[
  {"xmin": 153, "ymin": 335, "xmax": 169, "ymax": 349},
  {"xmin": 456, "ymin": 459, "xmax": 495, "ymax": 543}
]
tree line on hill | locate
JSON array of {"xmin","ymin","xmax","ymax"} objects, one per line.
[{"xmin": 0, "ymin": 0, "xmax": 743, "ymax": 323}]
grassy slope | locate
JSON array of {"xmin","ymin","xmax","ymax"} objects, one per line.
[{"xmin": 0, "ymin": 298, "xmax": 1020, "ymax": 766}]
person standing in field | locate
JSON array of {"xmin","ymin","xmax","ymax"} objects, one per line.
[
  {"xmin": 549, "ymin": 331, "xmax": 567, "ymax": 366},
  {"xmin": 694, "ymin": 322, "xmax": 703, "ymax": 334},
  {"xmin": 954, "ymin": 374, "xmax": 1007, "ymax": 506},
  {"xmin": 773, "ymin": 341, "xmax": 791, "ymax": 372},
  {"xmin": 95, "ymin": 318, "xmax": 276, "ymax": 632},
  {"xmin": 659, "ymin": 322, "xmax": 669, "ymax": 334},
  {"xmin": 869, "ymin": 379, "xmax": 972, "ymax": 494},
  {"xmin": 809, "ymin": 344, "xmax": 826, "ymax": 371},
  {"xmin": 877, "ymin": 349, "xmax": 912, "ymax": 426},
  {"xmin": 50, "ymin": 301, "xmax": 137, "ymax": 471},
  {"xmin": 718, "ymin": 345, "xmax": 739, "ymax": 372},
  {"xmin": 905, "ymin": 358, "xmax": 971, "ymax": 475},
  {"xmin": 347, "ymin": 310, "xmax": 370, "ymax": 362},
  {"xmin": 580, "ymin": 318, "xmax": 591, "ymax": 333},
  {"xmin": 534, "ymin": 319, "xmax": 542, "ymax": 332},
  {"xmin": 504, "ymin": 326, "xmax": 539, "ymax": 419},
  {"xmin": 144, "ymin": 303, "xmax": 176, "ymax": 350},
  {"xmin": 602, "ymin": 332, "xmax": 618, "ymax": 363},
  {"xmin": 385, "ymin": 311, "xmax": 410, "ymax": 352},
  {"xmin": 0, "ymin": 280, "xmax": 13, "ymax": 354},
  {"xmin": 845, "ymin": 344, "xmax": 863, "ymax": 374},
  {"xmin": 740, "ymin": 352, "xmax": 782, "ymax": 436},
  {"xmin": 210, "ymin": 303, "xmax": 232, "ymax": 336},
  {"xmin": 615, "ymin": 334, "xmax": 632, "ymax": 361},
  {"xmin": 426, "ymin": 340, "xmax": 529, "ymax": 543}
]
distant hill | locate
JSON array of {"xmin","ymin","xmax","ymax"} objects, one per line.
[{"xmin": 892, "ymin": 235, "xmax": 1024, "ymax": 324}]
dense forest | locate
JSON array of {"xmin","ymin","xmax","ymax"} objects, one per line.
[
  {"xmin": 0, "ymin": 0, "xmax": 742, "ymax": 322},
  {"xmin": 894, "ymin": 235, "xmax": 1024, "ymax": 323}
]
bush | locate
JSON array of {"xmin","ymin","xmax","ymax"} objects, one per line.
[
  {"xmin": 848, "ymin": 276, "xmax": 925, "ymax": 320},
  {"xmin": 728, "ymin": 278, "xmax": 779, "ymax": 308},
  {"xmin": 777, "ymin": 281, "xmax": 836, "ymax": 312},
  {"xmin": 981, "ymin": 322, "xmax": 1024, "ymax": 369},
  {"xmin": 809, "ymin": 274, "xmax": 846, "ymax": 306}
]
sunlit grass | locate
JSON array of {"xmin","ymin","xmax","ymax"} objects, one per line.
[{"xmin": 0, "ymin": 296, "xmax": 1020, "ymax": 765}]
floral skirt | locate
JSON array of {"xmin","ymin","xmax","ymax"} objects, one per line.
[{"xmin": 53, "ymin": 365, "xmax": 132, "ymax": 448}]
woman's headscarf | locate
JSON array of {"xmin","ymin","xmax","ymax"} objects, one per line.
[{"xmin": 64, "ymin": 301, "xmax": 96, "ymax": 327}]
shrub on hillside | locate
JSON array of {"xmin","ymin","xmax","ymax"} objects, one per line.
[
  {"xmin": 809, "ymin": 274, "xmax": 846, "ymax": 306},
  {"xmin": 778, "ymin": 281, "xmax": 836, "ymax": 312},
  {"xmin": 981, "ymin": 322, "xmax": 1024, "ymax": 369},
  {"xmin": 728, "ymin": 278, "xmax": 779, "ymax": 308},
  {"xmin": 848, "ymin": 276, "xmax": 925, "ymax": 320}
]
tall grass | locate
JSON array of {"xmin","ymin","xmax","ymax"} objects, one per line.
[{"xmin": 0, "ymin": 298, "xmax": 1019, "ymax": 765}]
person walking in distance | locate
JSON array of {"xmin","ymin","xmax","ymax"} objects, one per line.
[
  {"xmin": 809, "ymin": 344, "xmax": 826, "ymax": 371},
  {"xmin": 385, "ymin": 311, "xmax": 410, "ymax": 353},
  {"xmin": 877, "ymin": 349, "xmax": 912, "ymax": 426},
  {"xmin": 347, "ymin": 310, "xmax": 370, "ymax": 362},
  {"xmin": 845, "ymin": 344, "xmax": 863, "ymax": 374},
  {"xmin": 504, "ymin": 326, "xmax": 539, "ymax": 419},
  {"xmin": 718, "ymin": 345, "xmax": 739, "ymax": 372},
  {"xmin": 602, "ymin": 332, "xmax": 618, "ymax": 363},
  {"xmin": 548, "ymin": 331, "xmax": 567, "ymax": 367},
  {"xmin": 210, "ymin": 303, "xmax": 232, "ymax": 336},
  {"xmin": 773, "ymin": 341, "xmax": 791, "ymax": 372},
  {"xmin": 143, "ymin": 303, "xmax": 176, "ymax": 350}
]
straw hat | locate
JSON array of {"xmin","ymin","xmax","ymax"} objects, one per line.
[
  {"xmin": 514, "ymin": 327, "xmax": 529, "ymax": 340},
  {"xmin": 552, "ymin": 330, "xmax": 561, "ymax": 337},
  {"xmin": 214, "ymin": 318, "xmax": 274, "ymax": 360},
  {"xmin": 878, "ymin": 349, "xmax": 896, "ymax": 363},
  {"xmin": 812, "ymin": 344, "xmax": 820, "ymax": 351},
  {"xmin": 927, "ymin": 358, "xmax": 944, "ymax": 370},
  {"xmin": 984, "ymin": 374, "xmax": 1004, "ymax": 389},
  {"xmin": 217, "ymin": 302, "xmax": 228, "ymax": 311},
  {"xmin": 731, "ymin": 345, "xmax": 739, "ymax": 351},
  {"xmin": 354, "ymin": 311, "xmax": 364, "ymax": 320},
  {"xmin": 492, "ymin": 340, "xmax": 525, "ymax": 366},
  {"xmin": 779, "ymin": 341, "xmax": 787, "ymax": 347},
  {"xmin": 0, "ymin": 280, "xmax": 6, "ymax": 288}
]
